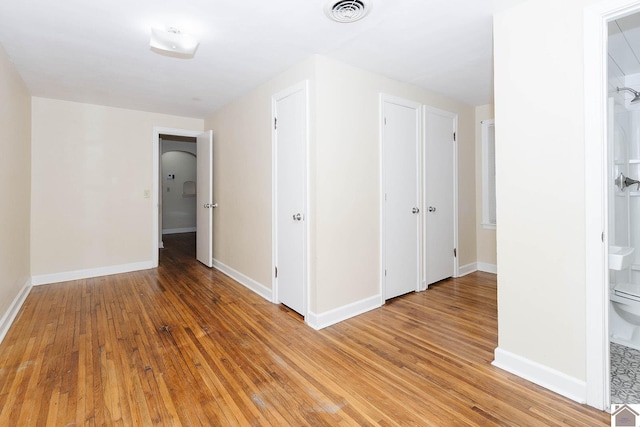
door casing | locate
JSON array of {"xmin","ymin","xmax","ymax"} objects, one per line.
[{"xmin": 152, "ymin": 126, "xmax": 206, "ymax": 267}]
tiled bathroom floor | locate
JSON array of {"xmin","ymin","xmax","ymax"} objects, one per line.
[{"xmin": 611, "ymin": 342, "xmax": 640, "ymax": 404}]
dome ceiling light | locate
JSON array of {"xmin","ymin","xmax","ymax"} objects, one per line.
[{"xmin": 150, "ymin": 27, "xmax": 199, "ymax": 58}]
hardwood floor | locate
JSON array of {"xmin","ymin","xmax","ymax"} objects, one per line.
[{"xmin": 0, "ymin": 233, "xmax": 608, "ymax": 425}]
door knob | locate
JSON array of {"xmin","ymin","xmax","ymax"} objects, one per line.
[
  {"xmin": 412, "ymin": 207, "xmax": 420, "ymax": 214},
  {"xmin": 428, "ymin": 206, "xmax": 436, "ymax": 212},
  {"xmin": 292, "ymin": 213, "xmax": 302, "ymax": 221},
  {"xmin": 211, "ymin": 203, "xmax": 218, "ymax": 208}
]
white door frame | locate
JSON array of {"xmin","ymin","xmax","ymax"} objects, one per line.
[
  {"xmin": 584, "ymin": 0, "xmax": 640, "ymax": 410},
  {"xmin": 152, "ymin": 126, "xmax": 204, "ymax": 267},
  {"xmin": 423, "ymin": 105, "xmax": 459, "ymax": 281},
  {"xmin": 379, "ymin": 94, "xmax": 424, "ymax": 301},
  {"xmin": 271, "ymin": 81, "xmax": 310, "ymax": 318}
]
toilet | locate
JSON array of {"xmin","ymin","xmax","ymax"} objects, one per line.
[{"xmin": 610, "ymin": 246, "xmax": 640, "ymax": 350}]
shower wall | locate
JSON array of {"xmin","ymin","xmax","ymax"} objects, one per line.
[{"xmin": 610, "ymin": 100, "xmax": 640, "ymax": 286}]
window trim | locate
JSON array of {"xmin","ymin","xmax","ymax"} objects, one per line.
[{"xmin": 481, "ymin": 119, "xmax": 496, "ymax": 229}]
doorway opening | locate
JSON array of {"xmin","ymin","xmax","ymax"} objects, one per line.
[
  {"xmin": 584, "ymin": 0, "xmax": 640, "ymax": 410},
  {"xmin": 607, "ymin": 9, "xmax": 640, "ymax": 407},
  {"xmin": 159, "ymin": 135, "xmax": 197, "ymax": 263},
  {"xmin": 152, "ymin": 127, "xmax": 211, "ymax": 268}
]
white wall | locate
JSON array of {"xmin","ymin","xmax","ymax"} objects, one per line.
[
  {"xmin": 313, "ymin": 56, "xmax": 476, "ymax": 313},
  {"xmin": 205, "ymin": 57, "xmax": 317, "ymax": 291},
  {"xmin": 493, "ymin": 0, "xmax": 599, "ymax": 393},
  {"xmin": 0, "ymin": 43, "xmax": 31, "ymax": 336},
  {"xmin": 475, "ymin": 104, "xmax": 496, "ymax": 269},
  {"xmin": 31, "ymin": 98, "xmax": 203, "ymax": 278},
  {"xmin": 206, "ymin": 54, "xmax": 476, "ymax": 320}
]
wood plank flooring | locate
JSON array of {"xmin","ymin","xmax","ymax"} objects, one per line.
[{"xmin": 0, "ymin": 233, "xmax": 609, "ymax": 425}]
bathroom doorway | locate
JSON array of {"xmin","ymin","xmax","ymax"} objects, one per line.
[{"xmin": 607, "ymin": 11, "xmax": 640, "ymax": 405}]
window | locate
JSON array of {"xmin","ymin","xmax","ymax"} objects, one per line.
[{"xmin": 481, "ymin": 119, "xmax": 496, "ymax": 229}]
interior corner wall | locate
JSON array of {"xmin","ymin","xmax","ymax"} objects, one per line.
[
  {"xmin": 30, "ymin": 98, "xmax": 203, "ymax": 277},
  {"xmin": 313, "ymin": 55, "xmax": 476, "ymax": 314},
  {"xmin": 204, "ymin": 56, "xmax": 317, "ymax": 296},
  {"xmin": 0, "ymin": 43, "xmax": 31, "ymax": 324},
  {"xmin": 205, "ymin": 54, "xmax": 475, "ymax": 318},
  {"xmin": 493, "ymin": 0, "xmax": 593, "ymax": 386},
  {"xmin": 475, "ymin": 104, "xmax": 497, "ymax": 267}
]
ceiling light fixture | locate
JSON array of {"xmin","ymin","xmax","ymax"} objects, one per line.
[
  {"xmin": 150, "ymin": 27, "xmax": 199, "ymax": 58},
  {"xmin": 324, "ymin": 0, "xmax": 371, "ymax": 23}
]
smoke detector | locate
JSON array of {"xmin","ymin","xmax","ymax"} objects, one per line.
[{"xmin": 324, "ymin": 0, "xmax": 371, "ymax": 23}]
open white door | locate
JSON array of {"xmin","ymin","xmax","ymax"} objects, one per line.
[
  {"xmin": 196, "ymin": 130, "xmax": 213, "ymax": 267},
  {"xmin": 424, "ymin": 107, "xmax": 457, "ymax": 285}
]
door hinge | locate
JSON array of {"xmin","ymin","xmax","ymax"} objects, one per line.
[
  {"xmin": 274, "ymin": 117, "xmax": 277, "ymax": 130},
  {"xmin": 602, "ymin": 231, "xmax": 605, "ymax": 243},
  {"xmin": 453, "ymin": 248, "xmax": 457, "ymax": 257},
  {"xmin": 453, "ymin": 132, "xmax": 456, "ymax": 142},
  {"xmin": 384, "ymin": 117, "xmax": 387, "ymax": 125},
  {"xmin": 275, "ymin": 266, "xmax": 278, "ymax": 278},
  {"xmin": 384, "ymin": 269, "xmax": 387, "ymax": 277}
]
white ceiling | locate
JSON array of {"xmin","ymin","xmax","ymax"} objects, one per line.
[
  {"xmin": 609, "ymin": 13, "xmax": 640, "ymax": 77},
  {"xmin": 0, "ymin": 0, "xmax": 524, "ymax": 118}
]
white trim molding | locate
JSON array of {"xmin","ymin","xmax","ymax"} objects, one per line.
[
  {"xmin": 477, "ymin": 262, "xmax": 497, "ymax": 274},
  {"xmin": 493, "ymin": 347, "xmax": 586, "ymax": 404},
  {"xmin": 452, "ymin": 263, "xmax": 497, "ymax": 277},
  {"xmin": 457, "ymin": 263, "xmax": 477, "ymax": 277},
  {"xmin": 31, "ymin": 261, "xmax": 154, "ymax": 286},
  {"xmin": 212, "ymin": 259, "xmax": 272, "ymax": 302},
  {"xmin": 0, "ymin": 278, "xmax": 32, "ymax": 344},
  {"xmin": 306, "ymin": 295, "xmax": 381, "ymax": 330}
]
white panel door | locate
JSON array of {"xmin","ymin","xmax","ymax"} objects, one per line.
[
  {"xmin": 424, "ymin": 108, "xmax": 456, "ymax": 284},
  {"xmin": 196, "ymin": 130, "xmax": 213, "ymax": 267},
  {"xmin": 382, "ymin": 96, "xmax": 421, "ymax": 300},
  {"xmin": 274, "ymin": 83, "xmax": 307, "ymax": 315}
]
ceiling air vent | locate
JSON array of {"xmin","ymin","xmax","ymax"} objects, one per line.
[{"xmin": 324, "ymin": 0, "xmax": 371, "ymax": 23}]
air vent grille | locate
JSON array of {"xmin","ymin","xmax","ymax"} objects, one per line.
[{"xmin": 325, "ymin": 0, "xmax": 371, "ymax": 23}]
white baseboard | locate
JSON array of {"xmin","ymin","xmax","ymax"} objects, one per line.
[
  {"xmin": 477, "ymin": 262, "xmax": 497, "ymax": 274},
  {"xmin": 162, "ymin": 227, "xmax": 196, "ymax": 235},
  {"xmin": 492, "ymin": 347, "xmax": 586, "ymax": 403},
  {"xmin": 31, "ymin": 261, "xmax": 154, "ymax": 286},
  {"xmin": 0, "ymin": 278, "xmax": 32, "ymax": 344},
  {"xmin": 458, "ymin": 263, "xmax": 477, "ymax": 277},
  {"xmin": 212, "ymin": 259, "xmax": 272, "ymax": 302},
  {"xmin": 306, "ymin": 295, "xmax": 381, "ymax": 330}
]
